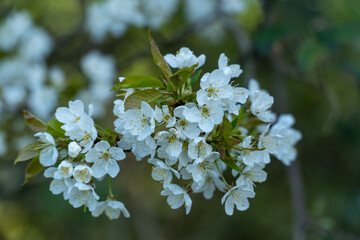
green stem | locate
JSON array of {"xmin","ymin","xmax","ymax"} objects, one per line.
[
  {"xmin": 232, "ymin": 134, "xmax": 246, "ymax": 140},
  {"xmin": 95, "ymin": 124, "xmax": 106, "ymax": 133},
  {"xmin": 238, "ymin": 112, "xmax": 251, "ymax": 120},
  {"xmin": 108, "ymin": 177, "xmax": 114, "ymax": 198},
  {"xmin": 215, "ymin": 161, "xmax": 230, "ymax": 187},
  {"xmin": 185, "ymin": 180, "xmax": 194, "ymax": 189}
]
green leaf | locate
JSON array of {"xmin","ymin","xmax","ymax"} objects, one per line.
[
  {"xmin": 148, "ymin": 30, "xmax": 172, "ymax": 79},
  {"xmin": 125, "ymin": 89, "xmax": 164, "ymax": 110},
  {"xmin": 221, "ymin": 157, "xmax": 241, "ymax": 172},
  {"xmin": 231, "ymin": 116, "xmax": 238, "ymax": 129},
  {"xmin": 111, "ymin": 75, "xmax": 165, "ymax": 91},
  {"xmin": 22, "ymin": 156, "xmax": 44, "ymax": 185},
  {"xmin": 170, "ymin": 64, "xmax": 198, "ymax": 89},
  {"xmin": 14, "ymin": 141, "xmax": 42, "ymax": 165},
  {"xmin": 170, "ymin": 64, "xmax": 197, "ymax": 78},
  {"xmin": 190, "ymin": 70, "xmax": 202, "ymax": 84},
  {"xmin": 46, "ymin": 119, "xmax": 65, "ymax": 137},
  {"xmin": 23, "ymin": 110, "xmax": 47, "ymax": 132}
]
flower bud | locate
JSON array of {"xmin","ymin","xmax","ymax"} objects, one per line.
[{"xmin": 68, "ymin": 141, "xmax": 81, "ymax": 158}]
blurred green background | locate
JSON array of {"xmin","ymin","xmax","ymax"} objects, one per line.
[{"xmin": 1, "ymin": 0, "xmax": 360, "ymax": 239}]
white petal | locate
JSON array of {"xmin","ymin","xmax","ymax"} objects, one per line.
[
  {"xmin": 69, "ymin": 100, "xmax": 84, "ymax": 116},
  {"xmin": 91, "ymin": 160, "xmax": 107, "ymax": 178},
  {"xmin": 199, "ymin": 118, "xmax": 214, "ymax": 133},
  {"xmin": 95, "ymin": 141, "xmax": 110, "ymax": 152},
  {"xmin": 39, "ymin": 146, "xmax": 58, "ymax": 167},
  {"xmin": 196, "ymin": 54, "xmax": 206, "ymax": 68},
  {"xmin": 183, "ymin": 107, "xmax": 201, "ymax": 123},
  {"xmin": 164, "ymin": 54, "xmax": 178, "ymax": 68},
  {"xmin": 55, "ymin": 107, "xmax": 75, "ymax": 123},
  {"xmin": 105, "ymin": 160, "xmax": 120, "ymax": 178},
  {"xmin": 109, "ymin": 147, "xmax": 125, "ymax": 160},
  {"xmin": 224, "ymin": 198, "xmax": 234, "ymax": 215},
  {"xmin": 50, "ymin": 179, "xmax": 66, "ymax": 194},
  {"xmin": 218, "ymin": 53, "xmax": 228, "ymax": 69},
  {"xmin": 85, "ymin": 148, "xmax": 101, "ymax": 163}
]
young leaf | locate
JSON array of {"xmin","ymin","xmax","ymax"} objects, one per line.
[
  {"xmin": 14, "ymin": 141, "xmax": 42, "ymax": 165},
  {"xmin": 170, "ymin": 64, "xmax": 197, "ymax": 78},
  {"xmin": 170, "ymin": 64, "xmax": 198, "ymax": 88},
  {"xmin": 111, "ymin": 75, "xmax": 165, "ymax": 91},
  {"xmin": 22, "ymin": 156, "xmax": 44, "ymax": 185},
  {"xmin": 47, "ymin": 119, "xmax": 65, "ymax": 137},
  {"xmin": 231, "ymin": 116, "xmax": 239, "ymax": 129},
  {"xmin": 148, "ymin": 30, "xmax": 172, "ymax": 79},
  {"xmin": 125, "ymin": 89, "xmax": 164, "ymax": 110},
  {"xmin": 221, "ymin": 157, "xmax": 241, "ymax": 172},
  {"xmin": 23, "ymin": 110, "xmax": 47, "ymax": 132}
]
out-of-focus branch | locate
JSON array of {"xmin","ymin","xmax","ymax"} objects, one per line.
[
  {"xmin": 270, "ymin": 41, "xmax": 307, "ymax": 240},
  {"xmin": 288, "ymin": 161, "xmax": 307, "ymax": 240}
]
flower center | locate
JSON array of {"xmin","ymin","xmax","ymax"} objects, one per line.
[
  {"xmin": 207, "ymin": 87, "xmax": 217, "ymax": 97},
  {"xmin": 102, "ymin": 152, "xmax": 110, "ymax": 159},
  {"xmin": 169, "ymin": 134, "xmax": 177, "ymax": 143},
  {"xmin": 201, "ymin": 107, "xmax": 210, "ymax": 118},
  {"xmin": 60, "ymin": 166, "xmax": 70, "ymax": 175},
  {"xmin": 179, "ymin": 119, "xmax": 187, "ymax": 126},
  {"xmin": 83, "ymin": 133, "xmax": 90, "ymax": 141}
]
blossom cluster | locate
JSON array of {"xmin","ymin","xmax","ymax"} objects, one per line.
[
  {"xmin": 85, "ymin": 0, "xmax": 248, "ymax": 42},
  {"xmin": 0, "ymin": 11, "xmax": 63, "ymax": 119},
  {"xmin": 0, "ymin": 0, "xmax": 251, "ymax": 159},
  {"xmin": 0, "ymin": 10, "xmax": 65, "ymax": 157},
  {"xmin": 33, "ymin": 100, "xmax": 129, "ymax": 219},
  {"xmin": 112, "ymin": 48, "xmax": 301, "ymax": 215},
  {"xmin": 16, "ymin": 42, "xmax": 301, "ymax": 219}
]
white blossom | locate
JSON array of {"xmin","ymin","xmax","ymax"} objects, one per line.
[
  {"xmin": 188, "ymin": 137, "xmax": 212, "ymax": 159},
  {"xmin": 261, "ymin": 114, "xmax": 302, "ymax": 165},
  {"xmin": 250, "ymin": 91, "xmax": 276, "ymax": 123},
  {"xmin": 192, "ymin": 170, "xmax": 226, "ymax": 199},
  {"xmin": 155, "ymin": 128, "xmax": 183, "ymax": 158},
  {"xmin": 34, "ymin": 132, "xmax": 58, "ymax": 167},
  {"xmin": 73, "ymin": 165, "xmax": 93, "ymax": 183},
  {"xmin": 150, "ymin": 159, "xmax": 180, "ymax": 186},
  {"xmin": 161, "ymin": 184, "xmax": 192, "ymax": 215},
  {"xmin": 85, "ymin": 140, "xmax": 125, "ymax": 178},
  {"xmin": 217, "ymin": 53, "xmax": 242, "ymax": 78},
  {"xmin": 183, "ymin": 100, "xmax": 224, "ymax": 133},
  {"xmin": 174, "ymin": 105, "xmax": 201, "ymax": 139},
  {"xmin": 164, "ymin": 47, "xmax": 205, "ymax": 69},
  {"xmin": 91, "ymin": 200, "xmax": 130, "ymax": 219},
  {"xmin": 238, "ymin": 136, "xmax": 270, "ymax": 167},
  {"xmin": 124, "ymin": 101, "xmax": 155, "ymax": 141},
  {"xmin": 236, "ymin": 164, "xmax": 267, "ymax": 191},
  {"xmin": 65, "ymin": 116, "xmax": 97, "ymax": 153},
  {"xmin": 186, "ymin": 152, "xmax": 219, "ymax": 188},
  {"xmin": 55, "ymin": 100, "xmax": 87, "ymax": 131},
  {"xmin": 196, "ymin": 69, "xmax": 233, "ymax": 105},
  {"xmin": 68, "ymin": 141, "xmax": 81, "ymax": 158},
  {"xmin": 221, "ymin": 185, "xmax": 255, "ymax": 215},
  {"xmin": 118, "ymin": 132, "xmax": 156, "ymax": 161},
  {"xmin": 154, "ymin": 105, "xmax": 176, "ymax": 128},
  {"xmin": 68, "ymin": 183, "xmax": 100, "ymax": 211},
  {"xmin": 44, "ymin": 168, "xmax": 76, "ymax": 199}
]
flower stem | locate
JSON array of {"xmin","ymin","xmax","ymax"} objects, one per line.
[
  {"xmin": 108, "ymin": 177, "xmax": 114, "ymax": 198},
  {"xmin": 215, "ymin": 161, "xmax": 230, "ymax": 187}
]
